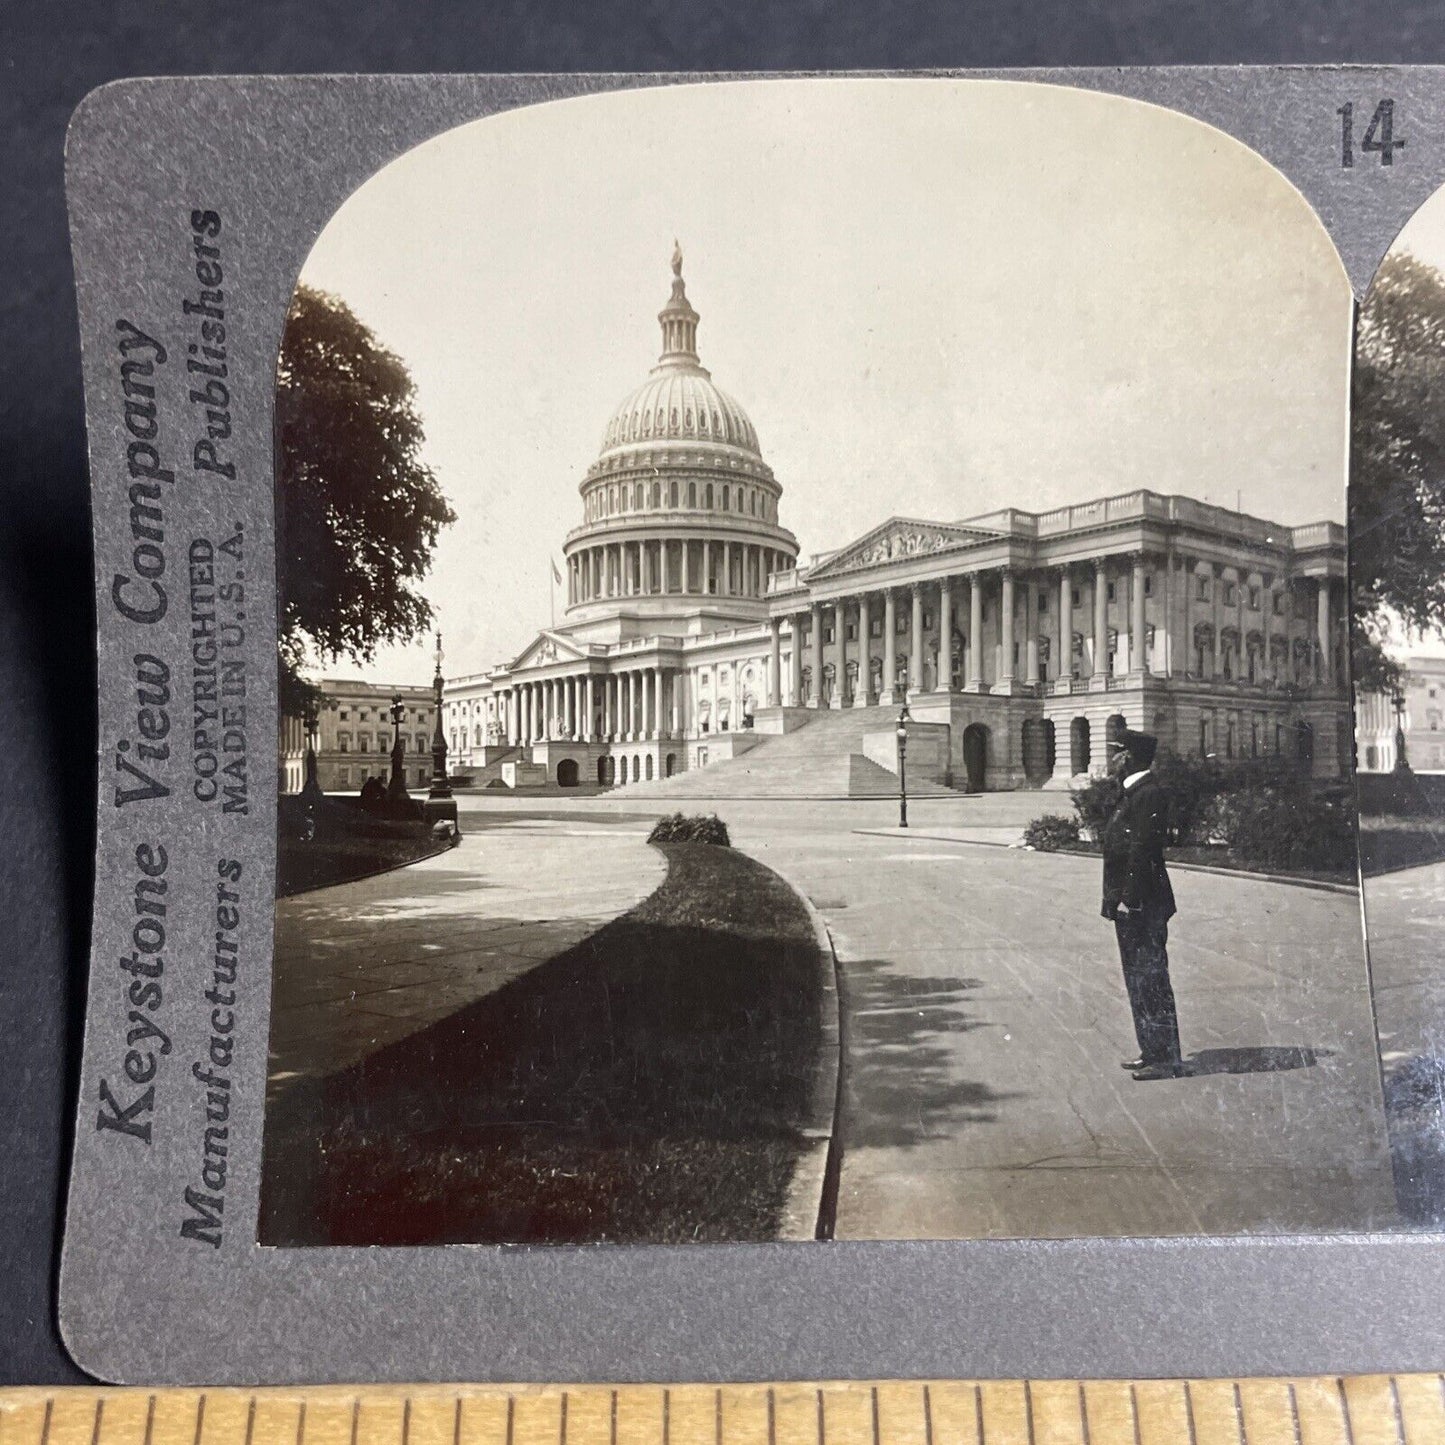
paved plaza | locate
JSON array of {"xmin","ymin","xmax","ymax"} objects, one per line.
[
  {"xmin": 1365, "ymin": 859, "xmax": 1445, "ymax": 1071},
  {"xmin": 272, "ymin": 790, "xmax": 1398, "ymax": 1239}
]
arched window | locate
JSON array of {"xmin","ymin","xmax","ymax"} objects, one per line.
[
  {"xmin": 688, "ymin": 482, "xmax": 697, "ymax": 507},
  {"xmin": 705, "ymin": 483, "xmax": 713, "ymax": 508},
  {"xmin": 651, "ymin": 482, "xmax": 661, "ymax": 508},
  {"xmin": 669, "ymin": 481, "xmax": 678, "ymax": 507},
  {"xmin": 722, "ymin": 486, "xmax": 730, "ymax": 511},
  {"xmin": 634, "ymin": 482, "xmax": 644, "ymax": 508}
]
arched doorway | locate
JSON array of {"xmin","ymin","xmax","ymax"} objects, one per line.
[
  {"xmin": 557, "ymin": 758, "xmax": 579, "ymax": 788},
  {"xmin": 961, "ymin": 723, "xmax": 988, "ymax": 793},
  {"xmin": 645, "ymin": 755, "xmax": 654, "ymax": 780},
  {"xmin": 1295, "ymin": 719, "xmax": 1314, "ymax": 775},
  {"xmin": 1022, "ymin": 717, "xmax": 1054, "ymax": 787},
  {"xmin": 1070, "ymin": 716, "xmax": 1091, "ymax": 775},
  {"xmin": 1105, "ymin": 713, "xmax": 1127, "ymax": 750},
  {"xmin": 665, "ymin": 753, "xmax": 676, "ymax": 777}
]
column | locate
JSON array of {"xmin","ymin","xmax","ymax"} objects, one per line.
[
  {"xmin": 681, "ymin": 539, "xmax": 691, "ymax": 595},
  {"xmin": 833, "ymin": 600, "xmax": 848, "ymax": 708},
  {"xmin": 1000, "ymin": 570, "xmax": 1016, "ymax": 690},
  {"xmin": 1317, "ymin": 578, "xmax": 1331, "ymax": 685},
  {"xmin": 625, "ymin": 673, "xmax": 636, "ymax": 739},
  {"xmin": 702, "ymin": 539, "xmax": 712, "ymax": 595},
  {"xmin": 882, "ymin": 590, "xmax": 898, "ymax": 704},
  {"xmin": 768, "ymin": 619, "xmax": 782, "ymax": 707},
  {"xmin": 855, "ymin": 593, "xmax": 872, "ymax": 706},
  {"xmin": 1024, "ymin": 576, "xmax": 1039, "ymax": 685},
  {"xmin": 1093, "ymin": 559, "xmax": 1108, "ymax": 682},
  {"xmin": 1058, "ymin": 568, "xmax": 1072, "ymax": 686},
  {"xmin": 1132, "ymin": 555, "xmax": 1147, "ymax": 674},
  {"xmin": 606, "ymin": 676, "xmax": 616, "ymax": 740},
  {"xmin": 585, "ymin": 675, "xmax": 595, "ymax": 742},
  {"xmin": 909, "ymin": 586, "xmax": 924, "ymax": 693},
  {"xmin": 565, "ymin": 677, "xmax": 575, "ymax": 737},
  {"xmin": 809, "ymin": 602, "xmax": 824, "ymax": 708},
  {"xmin": 937, "ymin": 579, "xmax": 953, "ymax": 693},
  {"xmin": 654, "ymin": 666, "xmax": 665, "ymax": 735},
  {"xmin": 1211, "ymin": 566, "xmax": 1223, "ymax": 677},
  {"xmin": 641, "ymin": 669, "xmax": 653, "ymax": 739},
  {"xmin": 790, "ymin": 615, "xmax": 804, "ymax": 706},
  {"xmin": 968, "ymin": 576, "xmax": 984, "ymax": 690}
]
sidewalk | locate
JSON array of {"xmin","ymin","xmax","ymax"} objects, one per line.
[{"xmin": 268, "ymin": 815, "xmax": 667, "ymax": 1088}]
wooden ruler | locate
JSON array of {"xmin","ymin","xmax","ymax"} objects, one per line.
[{"xmin": 2, "ymin": 1379, "xmax": 1444, "ymax": 1445}]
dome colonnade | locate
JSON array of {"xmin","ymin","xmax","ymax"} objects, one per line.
[{"xmin": 563, "ymin": 242, "xmax": 798, "ymax": 619}]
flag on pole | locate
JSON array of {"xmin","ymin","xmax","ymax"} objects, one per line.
[{"xmin": 551, "ymin": 557, "xmax": 563, "ymax": 585}]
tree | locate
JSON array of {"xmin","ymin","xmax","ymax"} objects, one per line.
[
  {"xmin": 1352, "ymin": 253, "xmax": 1445, "ymax": 693},
  {"xmin": 275, "ymin": 286, "xmax": 455, "ymax": 711}
]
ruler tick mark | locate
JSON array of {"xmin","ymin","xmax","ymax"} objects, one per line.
[
  {"xmin": 1233, "ymin": 1382, "xmax": 1246, "ymax": 1445},
  {"xmin": 1390, "ymin": 1378, "xmax": 1406, "ymax": 1445},
  {"xmin": 145, "ymin": 1396, "xmax": 157, "ymax": 1445},
  {"xmin": 506, "ymin": 1396, "xmax": 514, "ymax": 1445},
  {"xmin": 922, "ymin": 1385, "xmax": 933, "ymax": 1445},
  {"xmin": 40, "ymin": 1399, "xmax": 54, "ymax": 1445},
  {"xmin": 1129, "ymin": 1385, "xmax": 1141, "ymax": 1445},
  {"xmin": 870, "ymin": 1388, "xmax": 878, "ymax": 1445},
  {"xmin": 91, "ymin": 1399, "xmax": 104, "ymax": 1445},
  {"xmin": 350, "ymin": 1399, "xmax": 360, "ymax": 1445},
  {"xmin": 402, "ymin": 1399, "xmax": 412, "ymax": 1445},
  {"xmin": 560, "ymin": 1392, "xmax": 569, "ymax": 1445},
  {"xmin": 815, "ymin": 1389, "xmax": 824, "ymax": 1445},
  {"xmin": 297, "ymin": 1402, "xmax": 307, "ymax": 1445},
  {"xmin": 1287, "ymin": 1384, "xmax": 1302, "ymax": 1445},
  {"xmin": 972, "ymin": 1386, "xmax": 983, "ymax": 1445},
  {"xmin": 244, "ymin": 1400, "xmax": 256, "ymax": 1445},
  {"xmin": 714, "ymin": 1391, "xmax": 721, "ymax": 1445},
  {"xmin": 610, "ymin": 1391, "xmax": 617, "ymax": 1445},
  {"xmin": 1183, "ymin": 1382, "xmax": 1197, "ymax": 1445},
  {"xmin": 663, "ymin": 1389, "xmax": 671, "ymax": 1445},
  {"xmin": 769, "ymin": 1390, "xmax": 777, "ymax": 1445},
  {"xmin": 193, "ymin": 1397, "xmax": 206, "ymax": 1445},
  {"xmin": 1339, "ymin": 1379, "xmax": 1357, "ymax": 1445},
  {"xmin": 1024, "ymin": 1381, "xmax": 1035, "ymax": 1445}
]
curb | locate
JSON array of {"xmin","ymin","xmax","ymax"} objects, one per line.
[
  {"xmin": 777, "ymin": 890, "xmax": 844, "ymax": 1243},
  {"xmin": 851, "ymin": 828, "xmax": 1359, "ymax": 895}
]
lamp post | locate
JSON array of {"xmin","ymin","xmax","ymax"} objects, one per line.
[
  {"xmin": 425, "ymin": 632, "xmax": 460, "ymax": 832},
  {"xmin": 300, "ymin": 695, "xmax": 322, "ymax": 803},
  {"xmin": 896, "ymin": 693, "xmax": 911, "ymax": 830},
  {"xmin": 387, "ymin": 693, "xmax": 409, "ymax": 800},
  {"xmin": 1393, "ymin": 688, "xmax": 1413, "ymax": 774}
]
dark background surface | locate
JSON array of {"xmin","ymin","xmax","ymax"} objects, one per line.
[{"xmin": 5, "ymin": 0, "xmax": 1445, "ymax": 1386}]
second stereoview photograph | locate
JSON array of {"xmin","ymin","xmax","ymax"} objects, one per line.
[{"xmin": 259, "ymin": 77, "xmax": 1393, "ymax": 1249}]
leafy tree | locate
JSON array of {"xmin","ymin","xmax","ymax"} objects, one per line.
[
  {"xmin": 275, "ymin": 286, "xmax": 455, "ymax": 712},
  {"xmin": 1352, "ymin": 252, "xmax": 1445, "ymax": 693}
]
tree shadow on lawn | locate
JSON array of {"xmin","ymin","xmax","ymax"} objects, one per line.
[
  {"xmin": 839, "ymin": 965, "xmax": 1017, "ymax": 1149},
  {"xmin": 260, "ymin": 842, "xmax": 826, "ymax": 1247}
]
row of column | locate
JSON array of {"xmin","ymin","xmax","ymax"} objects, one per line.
[
  {"xmin": 568, "ymin": 538, "xmax": 791, "ymax": 605},
  {"xmin": 497, "ymin": 669, "xmax": 676, "ymax": 744},
  {"xmin": 758, "ymin": 561, "xmax": 1339, "ymax": 708}
]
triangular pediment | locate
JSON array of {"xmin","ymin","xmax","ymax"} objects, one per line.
[
  {"xmin": 509, "ymin": 630, "xmax": 589, "ymax": 671},
  {"xmin": 806, "ymin": 517, "xmax": 999, "ymax": 581}
]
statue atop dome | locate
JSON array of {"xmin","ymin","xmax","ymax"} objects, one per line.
[
  {"xmin": 671, "ymin": 239, "xmax": 683, "ymax": 277},
  {"xmin": 658, "ymin": 240, "xmax": 701, "ymax": 368}
]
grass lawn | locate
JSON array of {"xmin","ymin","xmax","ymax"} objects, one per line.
[
  {"xmin": 1358, "ymin": 771, "xmax": 1445, "ymax": 877},
  {"xmin": 277, "ymin": 794, "xmax": 451, "ymax": 896},
  {"xmin": 1043, "ymin": 838, "xmax": 1356, "ymax": 887},
  {"xmin": 260, "ymin": 841, "xmax": 826, "ymax": 1246}
]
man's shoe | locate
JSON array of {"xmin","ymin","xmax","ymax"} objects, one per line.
[
  {"xmin": 1121, "ymin": 1057, "xmax": 1147, "ymax": 1071},
  {"xmin": 1131, "ymin": 1059, "xmax": 1187, "ymax": 1081}
]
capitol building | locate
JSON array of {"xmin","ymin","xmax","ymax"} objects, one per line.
[{"xmin": 441, "ymin": 248, "xmax": 1350, "ymax": 794}]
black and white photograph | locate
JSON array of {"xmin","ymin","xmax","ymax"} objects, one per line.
[{"xmin": 252, "ymin": 77, "xmax": 1401, "ymax": 1249}]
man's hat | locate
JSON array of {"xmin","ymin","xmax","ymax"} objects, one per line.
[{"xmin": 1111, "ymin": 728, "xmax": 1158, "ymax": 767}]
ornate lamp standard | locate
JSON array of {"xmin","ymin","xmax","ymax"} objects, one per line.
[
  {"xmin": 1393, "ymin": 688, "xmax": 1413, "ymax": 774},
  {"xmin": 387, "ymin": 693, "xmax": 410, "ymax": 801},
  {"xmin": 300, "ymin": 695, "xmax": 322, "ymax": 803},
  {"xmin": 896, "ymin": 692, "xmax": 911, "ymax": 830},
  {"xmin": 425, "ymin": 632, "xmax": 460, "ymax": 831}
]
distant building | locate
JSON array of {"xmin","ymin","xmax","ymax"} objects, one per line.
[
  {"xmin": 1357, "ymin": 656, "xmax": 1445, "ymax": 773},
  {"xmin": 438, "ymin": 249, "xmax": 1350, "ymax": 792},
  {"xmin": 279, "ymin": 677, "xmax": 436, "ymax": 795}
]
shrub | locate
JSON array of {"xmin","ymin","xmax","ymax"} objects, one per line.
[
  {"xmin": 1210, "ymin": 785, "xmax": 1357, "ymax": 873},
  {"xmin": 1069, "ymin": 775, "xmax": 1121, "ymax": 841},
  {"xmin": 647, "ymin": 812, "xmax": 732, "ymax": 847},
  {"xmin": 1023, "ymin": 814, "xmax": 1082, "ymax": 851}
]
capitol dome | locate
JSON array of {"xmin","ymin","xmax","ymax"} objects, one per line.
[{"xmin": 562, "ymin": 244, "xmax": 799, "ymax": 627}]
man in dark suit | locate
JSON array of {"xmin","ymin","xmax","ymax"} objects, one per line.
[{"xmin": 1100, "ymin": 728, "xmax": 1186, "ymax": 1081}]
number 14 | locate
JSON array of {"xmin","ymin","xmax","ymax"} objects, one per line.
[{"xmin": 1339, "ymin": 100, "xmax": 1405, "ymax": 167}]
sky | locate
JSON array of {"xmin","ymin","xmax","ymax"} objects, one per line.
[{"xmin": 295, "ymin": 78, "xmax": 1353, "ymax": 685}]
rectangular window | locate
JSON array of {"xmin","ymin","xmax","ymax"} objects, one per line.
[
  {"xmin": 1071, "ymin": 588, "xmax": 1081, "ymax": 608},
  {"xmin": 1106, "ymin": 583, "xmax": 1116, "ymax": 603},
  {"xmin": 338, "ymin": 736, "xmax": 350, "ymax": 753},
  {"xmin": 825, "ymin": 625, "xmax": 836, "ymax": 644},
  {"xmin": 337, "ymin": 767, "xmax": 350, "ymax": 787},
  {"xmin": 1143, "ymin": 575, "xmax": 1152, "ymax": 596},
  {"xmin": 981, "ymin": 603, "xmax": 990, "ymax": 622},
  {"xmin": 357, "ymin": 733, "xmax": 369, "ymax": 752},
  {"xmin": 896, "ymin": 614, "xmax": 908, "ymax": 634},
  {"xmin": 1197, "ymin": 576, "xmax": 1210, "ymax": 601},
  {"xmin": 1038, "ymin": 592, "xmax": 1049, "ymax": 614},
  {"xmin": 339, "ymin": 709, "xmax": 349, "ymax": 721},
  {"xmin": 870, "ymin": 618, "xmax": 883, "ymax": 638},
  {"xmin": 846, "ymin": 623, "xmax": 857, "ymax": 641},
  {"xmin": 1273, "ymin": 593, "xmax": 1284, "ymax": 615},
  {"xmin": 1223, "ymin": 583, "xmax": 1235, "ymax": 606},
  {"xmin": 1249, "ymin": 586, "xmax": 1260, "ymax": 609},
  {"xmin": 923, "ymin": 610, "xmax": 934, "ymax": 630}
]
